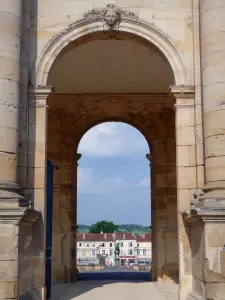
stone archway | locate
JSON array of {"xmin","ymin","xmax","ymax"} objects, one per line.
[
  {"xmin": 29, "ymin": 5, "xmax": 196, "ymax": 300},
  {"xmin": 46, "ymin": 93, "xmax": 177, "ymax": 285}
]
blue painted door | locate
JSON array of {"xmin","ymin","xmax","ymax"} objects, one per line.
[{"xmin": 46, "ymin": 160, "xmax": 54, "ymax": 298}]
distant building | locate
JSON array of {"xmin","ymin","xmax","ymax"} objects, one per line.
[
  {"xmin": 135, "ymin": 234, "xmax": 152, "ymax": 264},
  {"xmin": 76, "ymin": 232, "xmax": 151, "ymax": 266}
]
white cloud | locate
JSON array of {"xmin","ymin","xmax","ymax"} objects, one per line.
[
  {"xmin": 78, "ymin": 167, "xmax": 140, "ymax": 196},
  {"xmin": 78, "ymin": 122, "xmax": 149, "ymax": 157},
  {"xmin": 139, "ymin": 177, "xmax": 150, "ymax": 187}
]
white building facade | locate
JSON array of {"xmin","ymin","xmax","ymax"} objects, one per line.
[{"xmin": 76, "ymin": 232, "xmax": 152, "ymax": 266}]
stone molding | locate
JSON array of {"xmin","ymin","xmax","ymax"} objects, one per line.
[
  {"xmin": 169, "ymin": 85, "xmax": 195, "ymax": 109},
  {"xmin": 29, "ymin": 86, "xmax": 54, "ymax": 108},
  {"xmin": 32, "ymin": 14, "xmax": 188, "ymax": 87}
]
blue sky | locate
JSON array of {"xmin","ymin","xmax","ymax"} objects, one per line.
[{"xmin": 77, "ymin": 122, "xmax": 151, "ymax": 226}]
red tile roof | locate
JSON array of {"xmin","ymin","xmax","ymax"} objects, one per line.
[
  {"xmin": 136, "ymin": 233, "xmax": 151, "ymax": 242},
  {"xmin": 77, "ymin": 232, "xmax": 151, "ymax": 242}
]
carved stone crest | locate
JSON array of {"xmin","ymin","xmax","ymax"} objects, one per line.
[{"xmin": 84, "ymin": 4, "xmax": 138, "ymax": 31}]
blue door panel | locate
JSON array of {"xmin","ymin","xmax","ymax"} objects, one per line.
[{"xmin": 46, "ymin": 160, "xmax": 54, "ymax": 299}]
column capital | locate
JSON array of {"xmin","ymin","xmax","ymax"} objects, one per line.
[
  {"xmin": 169, "ymin": 85, "xmax": 195, "ymax": 99},
  {"xmin": 169, "ymin": 85, "xmax": 195, "ymax": 109},
  {"xmin": 29, "ymin": 85, "xmax": 54, "ymax": 108}
]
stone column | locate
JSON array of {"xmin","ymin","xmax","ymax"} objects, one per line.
[
  {"xmin": 199, "ymin": 0, "xmax": 225, "ymax": 205},
  {"xmin": 182, "ymin": 3, "xmax": 225, "ymax": 299},
  {"xmin": 170, "ymin": 86, "xmax": 196, "ymax": 300},
  {"xmin": 28, "ymin": 86, "xmax": 53, "ymax": 298},
  {"xmin": 0, "ymin": 2, "xmax": 29, "ymax": 299}
]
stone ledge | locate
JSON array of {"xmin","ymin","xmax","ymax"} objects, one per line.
[
  {"xmin": 183, "ymin": 207, "xmax": 225, "ymax": 224},
  {"xmin": 0, "ymin": 208, "xmax": 41, "ymax": 224}
]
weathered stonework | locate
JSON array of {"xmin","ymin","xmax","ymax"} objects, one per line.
[{"xmin": 0, "ymin": 1, "xmax": 224, "ymax": 300}]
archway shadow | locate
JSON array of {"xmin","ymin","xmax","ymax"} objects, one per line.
[{"xmin": 51, "ymin": 271, "xmax": 152, "ymax": 299}]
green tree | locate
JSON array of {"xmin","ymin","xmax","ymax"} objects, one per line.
[{"xmin": 89, "ymin": 220, "xmax": 118, "ymax": 233}]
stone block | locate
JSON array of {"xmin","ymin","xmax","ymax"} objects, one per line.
[
  {"xmin": 203, "ymin": 82, "xmax": 225, "ymax": 113},
  {"xmin": 204, "ymin": 109, "xmax": 225, "ymax": 138},
  {"xmin": 27, "ymin": 167, "xmax": 46, "ymax": 189},
  {"xmin": 205, "ymin": 156, "xmax": 225, "ymax": 183},
  {"xmin": 0, "ymin": 127, "xmax": 18, "ymax": 153},
  {"xmin": 177, "ymin": 167, "xmax": 196, "ymax": 189},
  {"xmin": 0, "ymin": 281, "xmax": 17, "ymax": 298},
  {"xmin": 0, "ymin": 235, "xmax": 18, "ymax": 260},
  {"xmin": 176, "ymin": 107, "xmax": 195, "ymax": 127},
  {"xmin": 0, "ymin": 261, "xmax": 18, "ymax": 281},
  {"xmin": 177, "ymin": 126, "xmax": 195, "ymax": 146},
  {"xmin": 0, "ymin": 152, "xmax": 17, "ymax": 182},
  {"xmin": 177, "ymin": 188, "xmax": 191, "ymax": 212},
  {"xmin": 177, "ymin": 145, "xmax": 196, "ymax": 167}
]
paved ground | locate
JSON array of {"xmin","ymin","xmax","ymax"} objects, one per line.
[
  {"xmin": 51, "ymin": 280, "xmax": 178, "ymax": 300},
  {"xmin": 51, "ymin": 270, "xmax": 178, "ymax": 300},
  {"xmin": 51, "ymin": 281, "xmax": 178, "ymax": 300}
]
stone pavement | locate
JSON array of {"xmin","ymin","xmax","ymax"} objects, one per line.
[{"xmin": 51, "ymin": 281, "xmax": 179, "ymax": 300}]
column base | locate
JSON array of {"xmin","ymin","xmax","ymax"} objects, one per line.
[
  {"xmin": 183, "ymin": 207, "xmax": 225, "ymax": 300},
  {"xmin": 196, "ymin": 184, "xmax": 225, "ymax": 208},
  {"xmin": 0, "ymin": 181, "xmax": 29, "ymax": 209}
]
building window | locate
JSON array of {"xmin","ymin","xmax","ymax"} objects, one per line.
[
  {"xmin": 136, "ymin": 249, "xmax": 140, "ymax": 255},
  {"xmin": 92, "ymin": 250, "xmax": 96, "ymax": 256},
  {"xmin": 120, "ymin": 242, "xmax": 123, "ymax": 247},
  {"xmin": 110, "ymin": 243, "xmax": 113, "ymax": 247},
  {"xmin": 100, "ymin": 243, "xmax": 105, "ymax": 247},
  {"xmin": 86, "ymin": 243, "xmax": 89, "ymax": 247},
  {"xmin": 92, "ymin": 243, "xmax": 95, "ymax": 247},
  {"xmin": 102, "ymin": 250, "xmax": 106, "ymax": 255},
  {"xmin": 79, "ymin": 243, "xmax": 82, "ymax": 247},
  {"xmin": 128, "ymin": 242, "xmax": 132, "ymax": 247},
  {"xmin": 143, "ymin": 249, "xmax": 146, "ymax": 255},
  {"xmin": 128, "ymin": 249, "xmax": 133, "ymax": 255},
  {"xmin": 137, "ymin": 243, "xmax": 139, "ymax": 248},
  {"xmin": 110, "ymin": 250, "xmax": 113, "ymax": 256}
]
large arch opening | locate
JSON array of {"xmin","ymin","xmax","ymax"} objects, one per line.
[
  {"xmin": 43, "ymin": 24, "xmax": 179, "ymax": 298},
  {"xmin": 76, "ymin": 122, "xmax": 151, "ymax": 280}
]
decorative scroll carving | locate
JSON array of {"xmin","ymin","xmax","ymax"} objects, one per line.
[
  {"xmin": 84, "ymin": 4, "xmax": 138, "ymax": 30},
  {"xmin": 191, "ymin": 188, "xmax": 205, "ymax": 206}
]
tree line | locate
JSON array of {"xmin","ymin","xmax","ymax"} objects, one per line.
[{"xmin": 78, "ymin": 221, "xmax": 151, "ymax": 233}]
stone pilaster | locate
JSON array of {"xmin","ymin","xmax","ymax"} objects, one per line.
[
  {"xmin": 28, "ymin": 86, "xmax": 53, "ymax": 298},
  {"xmin": 170, "ymin": 86, "xmax": 196, "ymax": 300},
  {"xmin": 52, "ymin": 152, "xmax": 81, "ymax": 283}
]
